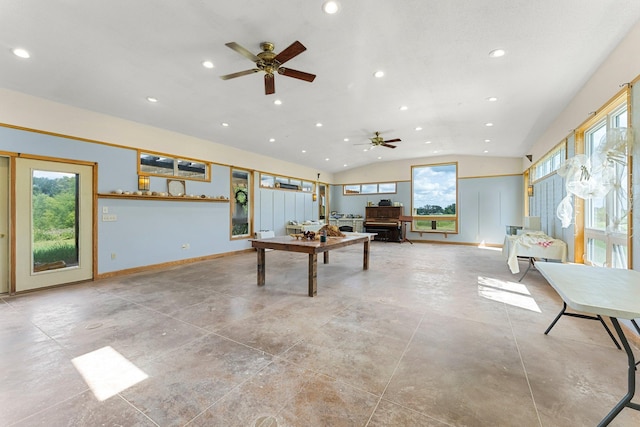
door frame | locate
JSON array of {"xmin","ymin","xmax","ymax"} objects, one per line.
[{"xmin": 10, "ymin": 153, "xmax": 97, "ymax": 294}]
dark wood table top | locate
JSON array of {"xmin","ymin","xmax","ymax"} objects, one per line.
[{"xmin": 251, "ymin": 234, "xmax": 370, "ymax": 254}]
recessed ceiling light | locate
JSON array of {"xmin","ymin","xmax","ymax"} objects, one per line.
[
  {"xmin": 221, "ymin": 122, "xmax": 229, "ymax": 127},
  {"xmin": 202, "ymin": 60, "xmax": 214, "ymax": 69},
  {"xmin": 424, "ymin": 141, "xmax": 432, "ymax": 144},
  {"xmin": 485, "ymin": 122, "xmax": 494, "ymax": 127},
  {"xmin": 273, "ymin": 99, "xmax": 282, "ymax": 105},
  {"xmin": 343, "ymin": 138, "xmax": 349, "ymax": 142},
  {"xmin": 146, "ymin": 97, "xmax": 158, "ymax": 103},
  {"xmin": 269, "ymin": 138, "xmax": 275, "ymax": 142},
  {"xmin": 343, "ymin": 164, "xmax": 348, "ymax": 167},
  {"xmin": 486, "ymin": 96, "xmax": 498, "ymax": 102},
  {"xmin": 488, "ymin": 49, "xmax": 506, "ymax": 58},
  {"xmin": 484, "ymin": 139, "xmax": 491, "ymax": 143},
  {"xmin": 399, "ymin": 105, "xmax": 408, "ymax": 111},
  {"xmin": 415, "ymin": 127, "xmax": 422, "ymax": 131},
  {"xmin": 325, "ymin": 158, "xmax": 330, "ymax": 161},
  {"xmin": 322, "ymin": 1, "xmax": 340, "ymax": 14},
  {"xmin": 433, "ymin": 150, "xmax": 439, "ymax": 153},
  {"xmin": 373, "ymin": 70, "xmax": 385, "ymax": 78},
  {"xmin": 377, "ymin": 156, "xmax": 382, "ymax": 160},
  {"xmin": 12, "ymin": 48, "xmax": 30, "ymax": 58},
  {"xmin": 316, "ymin": 122, "xmax": 323, "ymax": 127},
  {"xmin": 301, "ymin": 150, "xmax": 307, "ymax": 153},
  {"xmin": 483, "ymin": 150, "xmax": 489, "ymax": 153},
  {"xmin": 363, "ymin": 148, "xmax": 369, "ymax": 152}
]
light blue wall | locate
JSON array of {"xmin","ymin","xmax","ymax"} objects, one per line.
[
  {"xmin": 0, "ymin": 126, "xmax": 253, "ymax": 275},
  {"xmin": 328, "ymin": 176, "xmax": 523, "ymax": 245}
]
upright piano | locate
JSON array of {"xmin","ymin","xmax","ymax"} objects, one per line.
[{"xmin": 364, "ymin": 206, "xmax": 403, "ymax": 242}]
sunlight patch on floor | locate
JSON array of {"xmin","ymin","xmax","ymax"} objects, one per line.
[
  {"xmin": 71, "ymin": 346, "xmax": 148, "ymax": 401},
  {"xmin": 477, "ymin": 241, "xmax": 502, "ymax": 251},
  {"xmin": 477, "ymin": 276, "xmax": 541, "ymax": 313}
]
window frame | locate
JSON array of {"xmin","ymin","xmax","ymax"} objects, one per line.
[
  {"xmin": 410, "ymin": 162, "xmax": 458, "ymax": 234},
  {"xmin": 138, "ymin": 150, "xmax": 210, "ymax": 181},
  {"xmin": 342, "ymin": 182, "xmax": 397, "ymax": 195},
  {"xmin": 576, "ymin": 91, "xmax": 629, "ymax": 268}
]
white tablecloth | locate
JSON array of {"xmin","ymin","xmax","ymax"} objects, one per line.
[{"xmin": 502, "ymin": 231, "xmax": 567, "ymax": 274}]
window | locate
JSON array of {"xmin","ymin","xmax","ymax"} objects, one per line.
[
  {"xmin": 259, "ymin": 173, "xmax": 313, "ymax": 192},
  {"xmin": 582, "ymin": 103, "xmax": 628, "ymax": 268},
  {"xmin": 411, "ymin": 163, "xmax": 457, "ymax": 233},
  {"xmin": 532, "ymin": 141, "xmax": 566, "ymax": 182},
  {"xmin": 342, "ymin": 182, "xmax": 397, "ymax": 195},
  {"xmin": 139, "ymin": 151, "xmax": 209, "ymax": 181},
  {"xmin": 231, "ymin": 169, "xmax": 251, "ymax": 239}
]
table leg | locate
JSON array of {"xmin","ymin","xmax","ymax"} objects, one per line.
[
  {"xmin": 257, "ymin": 248, "xmax": 265, "ymax": 287},
  {"xmin": 597, "ymin": 318, "xmax": 640, "ymax": 426},
  {"xmin": 308, "ymin": 253, "xmax": 317, "ymax": 297},
  {"xmin": 544, "ymin": 302, "xmax": 621, "ymax": 349},
  {"xmin": 324, "ymin": 251, "xmax": 329, "ymax": 264},
  {"xmin": 363, "ymin": 239, "xmax": 370, "ymax": 270}
]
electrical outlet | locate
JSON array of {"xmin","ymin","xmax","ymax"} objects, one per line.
[
  {"xmin": 102, "ymin": 206, "xmax": 109, "ymax": 214},
  {"xmin": 102, "ymin": 214, "xmax": 117, "ymax": 222}
]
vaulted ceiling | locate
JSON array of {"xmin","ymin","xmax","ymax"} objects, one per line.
[{"xmin": 2, "ymin": 1, "xmax": 639, "ymax": 173}]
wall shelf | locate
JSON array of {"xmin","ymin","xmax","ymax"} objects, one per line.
[{"xmin": 98, "ymin": 193, "xmax": 229, "ymax": 203}]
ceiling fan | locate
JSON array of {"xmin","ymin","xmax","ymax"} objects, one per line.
[
  {"xmin": 220, "ymin": 40, "xmax": 316, "ymax": 95},
  {"xmin": 358, "ymin": 131, "xmax": 402, "ymax": 149}
]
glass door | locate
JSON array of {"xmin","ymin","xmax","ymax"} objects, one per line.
[{"xmin": 15, "ymin": 158, "xmax": 93, "ymax": 292}]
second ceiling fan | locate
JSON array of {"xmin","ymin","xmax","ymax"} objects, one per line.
[{"xmin": 220, "ymin": 40, "xmax": 316, "ymax": 95}]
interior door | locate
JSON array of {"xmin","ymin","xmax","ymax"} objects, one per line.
[
  {"xmin": 15, "ymin": 158, "xmax": 93, "ymax": 292},
  {"xmin": 0, "ymin": 157, "xmax": 8, "ymax": 293}
]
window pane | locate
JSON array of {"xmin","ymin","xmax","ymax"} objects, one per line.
[
  {"xmin": 231, "ymin": 169, "xmax": 251, "ymax": 238},
  {"xmin": 344, "ymin": 185, "xmax": 360, "ymax": 194},
  {"xmin": 412, "ymin": 164, "xmax": 457, "ymax": 216},
  {"xmin": 302, "ymin": 181, "xmax": 313, "ymax": 192},
  {"xmin": 289, "ymin": 179, "xmax": 301, "ymax": 189},
  {"xmin": 378, "ymin": 183, "xmax": 396, "ymax": 193},
  {"xmin": 261, "ymin": 174, "xmax": 275, "ymax": 188},
  {"xmin": 612, "ymin": 244, "xmax": 628, "ymax": 269},
  {"xmin": 586, "ymin": 238, "xmax": 606, "ymax": 266},
  {"xmin": 361, "ymin": 184, "xmax": 377, "ymax": 194},
  {"xmin": 414, "ymin": 219, "xmax": 456, "ymax": 232},
  {"xmin": 32, "ymin": 170, "xmax": 78, "ymax": 272},
  {"xmin": 586, "ymin": 197, "xmax": 606, "ymax": 230},
  {"xmin": 176, "ymin": 160, "xmax": 207, "ymax": 179},
  {"xmin": 140, "ymin": 154, "xmax": 174, "ymax": 176}
]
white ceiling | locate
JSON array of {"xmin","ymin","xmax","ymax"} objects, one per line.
[{"xmin": 2, "ymin": 0, "xmax": 640, "ymax": 173}]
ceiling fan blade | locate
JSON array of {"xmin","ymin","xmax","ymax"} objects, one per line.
[
  {"xmin": 274, "ymin": 41, "xmax": 306, "ymax": 65},
  {"xmin": 278, "ymin": 68, "xmax": 316, "ymax": 82},
  {"xmin": 382, "ymin": 143, "xmax": 397, "ymax": 149},
  {"xmin": 225, "ymin": 42, "xmax": 261, "ymax": 62},
  {"xmin": 384, "ymin": 138, "xmax": 401, "ymax": 143},
  {"xmin": 220, "ymin": 69, "xmax": 260, "ymax": 80},
  {"xmin": 265, "ymin": 74, "xmax": 275, "ymax": 95}
]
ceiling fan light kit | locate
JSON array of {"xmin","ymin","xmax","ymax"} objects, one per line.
[{"xmin": 220, "ymin": 40, "xmax": 316, "ymax": 95}]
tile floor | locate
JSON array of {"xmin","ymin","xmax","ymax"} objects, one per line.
[{"xmin": 1, "ymin": 242, "xmax": 640, "ymax": 426}]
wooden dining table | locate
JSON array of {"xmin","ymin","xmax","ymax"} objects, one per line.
[{"xmin": 250, "ymin": 233, "xmax": 374, "ymax": 296}]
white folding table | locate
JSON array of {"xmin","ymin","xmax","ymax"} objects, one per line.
[{"xmin": 536, "ymin": 262, "xmax": 640, "ymax": 426}]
